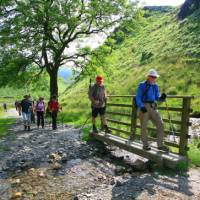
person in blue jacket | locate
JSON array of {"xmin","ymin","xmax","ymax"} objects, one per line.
[{"xmin": 136, "ymin": 69, "xmax": 169, "ymax": 151}]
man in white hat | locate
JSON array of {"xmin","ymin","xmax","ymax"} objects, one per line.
[{"xmin": 135, "ymin": 69, "xmax": 168, "ymax": 151}]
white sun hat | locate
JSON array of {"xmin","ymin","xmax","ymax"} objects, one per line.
[{"xmin": 147, "ymin": 69, "xmax": 160, "ymax": 77}]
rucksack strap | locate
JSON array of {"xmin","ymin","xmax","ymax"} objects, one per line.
[{"xmin": 142, "ymin": 81, "xmax": 151, "ymax": 102}]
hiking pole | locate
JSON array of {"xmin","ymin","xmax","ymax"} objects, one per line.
[
  {"xmin": 78, "ymin": 114, "xmax": 91, "ymax": 139},
  {"xmin": 165, "ymin": 100, "xmax": 176, "ymax": 143}
]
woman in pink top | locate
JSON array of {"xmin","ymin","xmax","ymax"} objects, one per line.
[{"xmin": 35, "ymin": 97, "xmax": 45, "ymax": 128}]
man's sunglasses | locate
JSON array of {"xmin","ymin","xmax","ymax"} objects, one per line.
[{"xmin": 149, "ymin": 76, "xmax": 157, "ymax": 79}]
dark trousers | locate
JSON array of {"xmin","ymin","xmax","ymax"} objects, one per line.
[
  {"xmin": 52, "ymin": 111, "xmax": 57, "ymax": 129},
  {"xmin": 31, "ymin": 112, "xmax": 35, "ymax": 123},
  {"xmin": 37, "ymin": 111, "xmax": 44, "ymax": 127}
]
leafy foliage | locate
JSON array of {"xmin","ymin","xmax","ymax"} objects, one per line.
[{"xmin": 0, "ymin": 0, "xmax": 135, "ymax": 96}]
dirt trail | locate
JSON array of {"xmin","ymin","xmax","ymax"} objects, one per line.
[{"xmin": 0, "ymin": 111, "xmax": 200, "ymax": 200}]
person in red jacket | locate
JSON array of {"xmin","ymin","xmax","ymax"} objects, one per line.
[{"xmin": 48, "ymin": 95, "xmax": 61, "ymax": 130}]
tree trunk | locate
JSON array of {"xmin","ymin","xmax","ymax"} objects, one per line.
[{"xmin": 49, "ymin": 70, "xmax": 58, "ymax": 98}]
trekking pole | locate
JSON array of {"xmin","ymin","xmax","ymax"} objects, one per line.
[
  {"xmin": 78, "ymin": 114, "xmax": 91, "ymax": 139},
  {"xmin": 165, "ymin": 100, "xmax": 176, "ymax": 143},
  {"xmin": 78, "ymin": 78, "xmax": 92, "ymax": 135},
  {"xmin": 60, "ymin": 110, "xmax": 64, "ymax": 129}
]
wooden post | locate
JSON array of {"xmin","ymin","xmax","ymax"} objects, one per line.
[
  {"xmin": 130, "ymin": 97, "xmax": 137, "ymax": 140},
  {"xmin": 179, "ymin": 97, "xmax": 191, "ymax": 155}
]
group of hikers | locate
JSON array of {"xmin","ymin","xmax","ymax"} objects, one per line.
[
  {"xmin": 89, "ymin": 68, "xmax": 169, "ymax": 152},
  {"xmin": 16, "ymin": 95, "xmax": 61, "ymax": 131},
  {"xmin": 14, "ymin": 68, "xmax": 168, "ymax": 152}
]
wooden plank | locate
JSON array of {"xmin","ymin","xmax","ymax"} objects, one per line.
[
  {"xmin": 130, "ymin": 97, "xmax": 137, "ymax": 140},
  {"xmin": 93, "ymin": 132, "xmax": 187, "ymax": 169},
  {"xmin": 158, "ymin": 107, "xmax": 183, "ymax": 112},
  {"xmin": 106, "ymin": 113, "xmax": 189, "ymax": 126},
  {"xmin": 179, "ymin": 98, "xmax": 191, "ymax": 155},
  {"xmin": 135, "ymin": 125, "xmax": 181, "ymax": 136},
  {"xmin": 107, "ymin": 103, "xmax": 132, "ymax": 108},
  {"xmin": 133, "ymin": 134, "xmax": 180, "ymax": 149},
  {"xmin": 162, "ymin": 118, "xmax": 182, "ymax": 125},
  {"xmin": 107, "ymin": 119, "xmax": 181, "ymax": 136},
  {"xmin": 108, "ymin": 95, "xmax": 193, "ymax": 99},
  {"xmin": 108, "ymin": 95, "xmax": 133, "ymax": 98},
  {"xmin": 106, "ymin": 111, "xmax": 131, "ymax": 117},
  {"xmin": 108, "ymin": 126, "xmax": 130, "ymax": 135},
  {"xmin": 107, "ymin": 119, "xmax": 131, "ymax": 126}
]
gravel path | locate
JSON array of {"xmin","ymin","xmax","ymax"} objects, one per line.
[{"xmin": 0, "ymin": 110, "xmax": 200, "ymax": 200}]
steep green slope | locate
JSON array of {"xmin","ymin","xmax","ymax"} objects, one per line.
[{"xmin": 60, "ymin": 8, "xmax": 200, "ymax": 126}]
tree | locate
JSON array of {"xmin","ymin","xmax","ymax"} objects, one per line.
[
  {"xmin": 178, "ymin": 0, "xmax": 200, "ymax": 19},
  {"xmin": 0, "ymin": 0, "xmax": 135, "ymax": 97}
]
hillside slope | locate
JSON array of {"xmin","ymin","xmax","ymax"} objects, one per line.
[{"xmin": 60, "ymin": 8, "xmax": 200, "ymax": 125}]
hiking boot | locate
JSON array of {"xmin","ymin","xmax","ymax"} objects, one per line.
[
  {"xmin": 104, "ymin": 125, "xmax": 112, "ymax": 134},
  {"xmin": 100, "ymin": 124, "xmax": 104, "ymax": 131},
  {"xmin": 158, "ymin": 146, "xmax": 169, "ymax": 152},
  {"xmin": 24, "ymin": 125, "xmax": 27, "ymax": 130},
  {"xmin": 27, "ymin": 126, "xmax": 31, "ymax": 131},
  {"xmin": 92, "ymin": 125, "xmax": 98, "ymax": 133},
  {"xmin": 143, "ymin": 145, "xmax": 151, "ymax": 151}
]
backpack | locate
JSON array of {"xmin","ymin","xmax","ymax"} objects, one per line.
[
  {"xmin": 36, "ymin": 101, "xmax": 45, "ymax": 111},
  {"xmin": 88, "ymin": 83, "xmax": 105, "ymax": 100}
]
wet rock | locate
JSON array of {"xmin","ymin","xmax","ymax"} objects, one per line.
[
  {"xmin": 49, "ymin": 153, "xmax": 62, "ymax": 162},
  {"xmin": 52, "ymin": 162, "xmax": 62, "ymax": 170},
  {"xmin": 110, "ymin": 178, "xmax": 115, "ymax": 185},
  {"xmin": 73, "ymin": 196, "xmax": 79, "ymax": 200},
  {"xmin": 132, "ymin": 159, "xmax": 148, "ymax": 171},
  {"xmin": 57, "ymin": 148, "xmax": 65, "ymax": 155},
  {"xmin": 114, "ymin": 166, "xmax": 127, "ymax": 175},
  {"xmin": 115, "ymin": 180, "xmax": 124, "ymax": 187},
  {"xmin": 61, "ymin": 153, "xmax": 68, "ymax": 163}
]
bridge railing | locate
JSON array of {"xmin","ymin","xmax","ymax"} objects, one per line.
[{"xmin": 106, "ymin": 95, "xmax": 193, "ymax": 156}]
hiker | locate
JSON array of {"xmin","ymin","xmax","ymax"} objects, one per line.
[
  {"xmin": 88, "ymin": 75, "xmax": 111, "ymax": 134},
  {"xmin": 48, "ymin": 95, "xmax": 61, "ymax": 130},
  {"xmin": 14, "ymin": 101, "xmax": 18, "ymax": 110},
  {"xmin": 20, "ymin": 95, "xmax": 32, "ymax": 131},
  {"xmin": 30, "ymin": 100, "xmax": 35, "ymax": 124},
  {"xmin": 16, "ymin": 101, "xmax": 22, "ymax": 116},
  {"xmin": 35, "ymin": 97, "xmax": 45, "ymax": 128},
  {"xmin": 3, "ymin": 103, "xmax": 7, "ymax": 112},
  {"xmin": 135, "ymin": 69, "xmax": 168, "ymax": 151}
]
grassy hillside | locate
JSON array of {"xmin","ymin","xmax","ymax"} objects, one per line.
[{"xmin": 60, "ymin": 8, "xmax": 200, "ymax": 127}]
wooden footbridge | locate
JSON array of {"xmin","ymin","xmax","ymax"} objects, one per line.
[{"xmin": 93, "ymin": 95, "xmax": 193, "ymax": 169}]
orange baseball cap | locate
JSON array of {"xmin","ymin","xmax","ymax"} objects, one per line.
[{"xmin": 96, "ymin": 76, "xmax": 103, "ymax": 82}]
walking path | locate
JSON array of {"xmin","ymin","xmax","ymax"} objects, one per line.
[{"xmin": 0, "ymin": 110, "xmax": 199, "ymax": 200}]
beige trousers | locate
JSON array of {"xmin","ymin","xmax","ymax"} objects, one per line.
[{"xmin": 139, "ymin": 103, "xmax": 164, "ymax": 147}]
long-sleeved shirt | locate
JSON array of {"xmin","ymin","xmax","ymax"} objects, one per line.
[
  {"xmin": 20, "ymin": 99, "xmax": 32, "ymax": 113},
  {"xmin": 48, "ymin": 100, "xmax": 60, "ymax": 112},
  {"xmin": 136, "ymin": 81, "xmax": 161, "ymax": 109}
]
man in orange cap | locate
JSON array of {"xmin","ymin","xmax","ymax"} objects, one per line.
[{"xmin": 88, "ymin": 75, "xmax": 111, "ymax": 134}]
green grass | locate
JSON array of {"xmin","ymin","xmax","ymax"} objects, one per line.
[
  {"xmin": 188, "ymin": 139, "xmax": 200, "ymax": 166},
  {"xmin": 60, "ymin": 9, "xmax": 200, "ymax": 127},
  {"xmin": 0, "ymin": 118, "xmax": 15, "ymax": 138}
]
